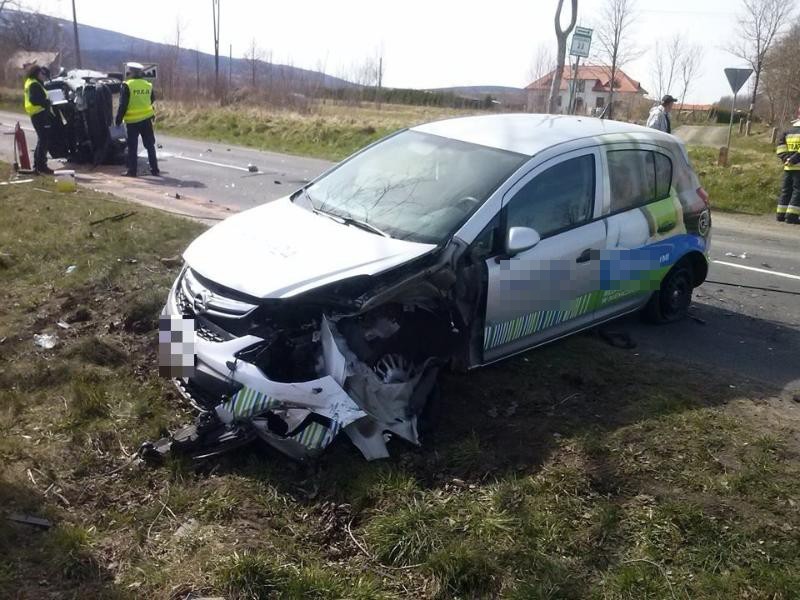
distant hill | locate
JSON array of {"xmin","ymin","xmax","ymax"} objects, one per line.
[{"xmin": 1, "ymin": 10, "xmax": 356, "ymax": 89}]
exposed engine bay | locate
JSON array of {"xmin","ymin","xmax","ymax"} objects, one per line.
[{"xmin": 148, "ymin": 239, "xmax": 485, "ymax": 462}]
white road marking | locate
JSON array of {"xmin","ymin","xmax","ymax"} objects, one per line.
[
  {"xmin": 171, "ymin": 154, "xmax": 250, "ymax": 172},
  {"xmin": 714, "ymin": 260, "xmax": 800, "ymax": 282}
]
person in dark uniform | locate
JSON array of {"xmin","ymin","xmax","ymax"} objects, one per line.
[
  {"xmin": 23, "ymin": 64, "xmax": 54, "ymax": 175},
  {"xmin": 115, "ymin": 62, "xmax": 160, "ymax": 177}
]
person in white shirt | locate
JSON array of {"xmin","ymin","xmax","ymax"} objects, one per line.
[{"xmin": 646, "ymin": 95, "xmax": 677, "ymax": 134}]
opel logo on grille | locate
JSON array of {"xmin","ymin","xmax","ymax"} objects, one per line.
[{"xmin": 193, "ymin": 290, "xmax": 211, "ymax": 314}]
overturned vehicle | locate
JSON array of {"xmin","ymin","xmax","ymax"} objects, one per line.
[
  {"xmin": 156, "ymin": 114, "xmax": 711, "ymax": 461},
  {"xmin": 43, "ymin": 69, "xmax": 126, "ymax": 165}
]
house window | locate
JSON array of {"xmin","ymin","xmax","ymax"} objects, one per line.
[
  {"xmin": 575, "ymin": 80, "xmax": 585, "ymax": 93},
  {"xmin": 595, "ymin": 96, "xmax": 605, "ymax": 108}
]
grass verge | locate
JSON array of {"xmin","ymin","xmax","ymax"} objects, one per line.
[
  {"xmin": 688, "ymin": 127, "xmax": 784, "ymax": 214},
  {"xmin": 1, "ymin": 161, "xmax": 799, "ymax": 599}
]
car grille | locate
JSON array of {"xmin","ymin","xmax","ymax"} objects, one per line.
[{"xmin": 175, "ymin": 268, "xmax": 259, "ymax": 342}]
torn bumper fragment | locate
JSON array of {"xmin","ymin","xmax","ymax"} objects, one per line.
[{"xmin": 154, "ymin": 267, "xmax": 444, "ymax": 461}]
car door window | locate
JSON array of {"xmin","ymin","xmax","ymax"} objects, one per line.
[{"xmin": 505, "ymin": 154, "xmax": 595, "ymax": 238}]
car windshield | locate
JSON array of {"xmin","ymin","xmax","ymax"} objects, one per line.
[{"xmin": 303, "ymin": 130, "xmax": 528, "ymax": 244}]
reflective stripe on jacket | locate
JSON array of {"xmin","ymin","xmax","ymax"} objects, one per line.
[
  {"xmin": 23, "ymin": 77, "xmax": 47, "ymax": 116},
  {"xmin": 123, "ymin": 78, "xmax": 155, "ymax": 124},
  {"xmin": 776, "ymin": 123, "xmax": 800, "ymax": 171}
]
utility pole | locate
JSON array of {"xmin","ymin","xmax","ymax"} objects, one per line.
[
  {"xmin": 376, "ymin": 55, "xmax": 383, "ymax": 110},
  {"xmin": 212, "ymin": 0, "xmax": 220, "ymax": 96},
  {"xmin": 71, "ymin": 0, "xmax": 82, "ymax": 68},
  {"xmin": 228, "ymin": 43, "xmax": 232, "ymax": 87}
]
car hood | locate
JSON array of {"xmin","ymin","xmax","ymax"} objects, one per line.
[{"xmin": 183, "ymin": 197, "xmax": 436, "ymax": 299}]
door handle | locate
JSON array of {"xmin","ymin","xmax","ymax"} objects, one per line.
[{"xmin": 576, "ymin": 248, "xmax": 592, "ymax": 263}]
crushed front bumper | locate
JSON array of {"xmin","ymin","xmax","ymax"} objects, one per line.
[{"xmin": 156, "ymin": 268, "xmax": 437, "ymax": 461}]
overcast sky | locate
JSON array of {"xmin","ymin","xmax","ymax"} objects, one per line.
[{"xmin": 31, "ymin": 0, "xmax": 754, "ymax": 103}]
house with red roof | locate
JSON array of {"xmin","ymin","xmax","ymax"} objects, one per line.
[{"xmin": 526, "ymin": 65, "xmax": 648, "ymax": 116}]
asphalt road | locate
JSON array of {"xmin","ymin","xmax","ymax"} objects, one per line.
[
  {"xmin": 0, "ymin": 110, "xmax": 330, "ymax": 220},
  {"xmin": 2, "ymin": 110, "xmax": 798, "ymax": 391}
]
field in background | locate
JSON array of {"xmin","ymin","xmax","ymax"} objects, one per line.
[
  {"xmin": 0, "ymin": 86, "xmax": 787, "ymax": 213},
  {"xmin": 1, "ymin": 163, "xmax": 800, "ymax": 599},
  {"xmin": 156, "ymin": 100, "xmax": 474, "ymax": 161}
]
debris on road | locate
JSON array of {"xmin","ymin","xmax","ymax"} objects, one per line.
[
  {"xmin": 65, "ymin": 265, "xmax": 77, "ymax": 274},
  {"xmin": 247, "ymin": 164, "xmax": 258, "ymax": 173},
  {"xmin": 56, "ymin": 320, "xmax": 71, "ymax": 330},
  {"xmin": 33, "ymin": 333, "xmax": 58, "ymax": 349},
  {"xmin": 89, "ymin": 211, "xmax": 136, "ymax": 226},
  {"xmin": 160, "ymin": 256, "xmax": 182, "ymax": 268},
  {"xmin": 598, "ymin": 328, "xmax": 636, "ymax": 349},
  {"xmin": 7, "ymin": 513, "xmax": 52, "ymax": 529},
  {"xmin": 725, "ymin": 252, "xmax": 748, "ymax": 259}
]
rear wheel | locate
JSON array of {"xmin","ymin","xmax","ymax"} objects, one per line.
[{"xmin": 643, "ymin": 262, "xmax": 694, "ymax": 323}]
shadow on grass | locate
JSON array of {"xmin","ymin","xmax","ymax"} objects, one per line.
[
  {"xmin": 0, "ymin": 481, "xmax": 122, "ymax": 599},
  {"xmin": 206, "ymin": 300, "xmax": 797, "ymax": 496}
]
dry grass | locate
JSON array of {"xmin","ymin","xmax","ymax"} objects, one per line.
[
  {"xmin": 155, "ymin": 100, "xmax": 474, "ymax": 160},
  {"xmin": 689, "ymin": 126, "xmax": 784, "ymax": 215},
  {"xmin": 1, "ymin": 161, "xmax": 800, "ymax": 599}
]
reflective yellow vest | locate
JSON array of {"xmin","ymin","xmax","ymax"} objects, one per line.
[
  {"xmin": 23, "ymin": 77, "xmax": 47, "ymax": 116},
  {"xmin": 123, "ymin": 78, "xmax": 155, "ymax": 124}
]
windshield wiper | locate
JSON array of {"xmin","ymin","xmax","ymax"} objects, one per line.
[
  {"xmin": 302, "ymin": 189, "xmax": 389, "ymax": 238},
  {"xmin": 340, "ymin": 216, "xmax": 389, "ymax": 237}
]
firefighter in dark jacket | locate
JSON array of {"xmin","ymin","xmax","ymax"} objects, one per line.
[
  {"xmin": 776, "ymin": 108, "xmax": 800, "ymax": 223},
  {"xmin": 23, "ymin": 64, "xmax": 54, "ymax": 175},
  {"xmin": 115, "ymin": 62, "xmax": 160, "ymax": 177}
]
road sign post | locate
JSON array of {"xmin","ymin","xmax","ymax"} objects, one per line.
[
  {"xmin": 723, "ymin": 67, "xmax": 753, "ymax": 159},
  {"xmin": 567, "ymin": 27, "xmax": 592, "ymax": 115}
]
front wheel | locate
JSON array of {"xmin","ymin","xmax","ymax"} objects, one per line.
[{"xmin": 643, "ymin": 262, "xmax": 694, "ymax": 323}]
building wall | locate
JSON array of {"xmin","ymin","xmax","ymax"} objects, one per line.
[{"xmin": 527, "ymin": 88, "xmax": 645, "ymax": 117}]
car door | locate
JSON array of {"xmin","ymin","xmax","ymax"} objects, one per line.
[
  {"xmin": 595, "ymin": 145, "xmax": 688, "ymax": 320},
  {"xmin": 482, "ymin": 149, "xmax": 606, "ymax": 363}
]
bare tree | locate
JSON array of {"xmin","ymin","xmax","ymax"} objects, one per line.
[
  {"xmin": 677, "ymin": 43, "xmax": 703, "ymax": 110},
  {"xmin": 244, "ymin": 37, "xmax": 263, "ymax": 87},
  {"xmin": 761, "ymin": 21, "xmax": 800, "ymax": 125},
  {"xmin": 728, "ymin": 0, "xmax": 794, "ymax": 122},
  {"xmin": 651, "ymin": 34, "xmax": 683, "ymax": 101},
  {"xmin": 595, "ymin": 0, "xmax": 639, "ymax": 119},
  {"xmin": 0, "ymin": 8, "xmax": 62, "ymax": 51},
  {"xmin": 547, "ymin": 0, "xmax": 578, "ymax": 114}
]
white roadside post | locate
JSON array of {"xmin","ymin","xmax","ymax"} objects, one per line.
[{"xmin": 567, "ymin": 27, "xmax": 592, "ymax": 116}]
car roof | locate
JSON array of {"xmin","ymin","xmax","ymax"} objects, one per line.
[{"xmin": 411, "ymin": 113, "xmax": 674, "ymax": 156}]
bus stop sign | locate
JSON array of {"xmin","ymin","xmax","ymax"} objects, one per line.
[
  {"xmin": 570, "ymin": 27, "xmax": 593, "ymax": 58},
  {"xmin": 724, "ymin": 68, "xmax": 753, "ymax": 94}
]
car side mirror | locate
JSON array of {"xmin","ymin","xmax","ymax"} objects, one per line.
[{"xmin": 505, "ymin": 226, "xmax": 541, "ymax": 256}]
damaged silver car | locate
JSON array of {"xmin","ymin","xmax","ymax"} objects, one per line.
[{"xmin": 155, "ymin": 114, "xmax": 711, "ymax": 461}]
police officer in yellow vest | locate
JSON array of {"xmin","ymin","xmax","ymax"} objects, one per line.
[
  {"xmin": 776, "ymin": 107, "xmax": 800, "ymax": 224},
  {"xmin": 115, "ymin": 62, "xmax": 160, "ymax": 177},
  {"xmin": 23, "ymin": 64, "xmax": 54, "ymax": 175}
]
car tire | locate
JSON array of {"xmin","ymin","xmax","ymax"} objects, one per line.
[{"xmin": 643, "ymin": 262, "xmax": 694, "ymax": 324}]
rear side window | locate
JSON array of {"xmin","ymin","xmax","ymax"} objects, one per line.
[
  {"xmin": 654, "ymin": 152, "xmax": 673, "ymax": 199},
  {"xmin": 506, "ymin": 154, "xmax": 595, "ymax": 238},
  {"xmin": 607, "ymin": 149, "xmax": 673, "ymax": 213}
]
